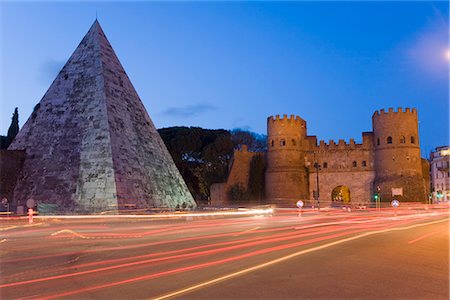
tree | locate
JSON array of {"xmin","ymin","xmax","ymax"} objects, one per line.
[
  {"xmin": 158, "ymin": 127, "xmax": 235, "ymax": 203},
  {"xmin": 7, "ymin": 108, "xmax": 19, "ymax": 147},
  {"xmin": 231, "ymin": 129, "xmax": 267, "ymax": 152}
]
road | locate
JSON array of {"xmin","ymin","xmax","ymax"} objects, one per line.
[{"xmin": 0, "ymin": 206, "xmax": 448, "ymax": 299}]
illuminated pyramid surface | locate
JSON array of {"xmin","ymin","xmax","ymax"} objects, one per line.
[{"xmin": 9, "ymin": 20, "xmax": 196, "ymax": 212}]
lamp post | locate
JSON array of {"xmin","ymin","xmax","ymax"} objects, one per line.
[{"xmin": 314, "ymin": 162, "xmax": 321, "ymax": 209}]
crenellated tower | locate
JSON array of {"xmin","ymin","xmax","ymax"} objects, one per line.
[
  {"xmin": 265, "ymin": 114, "xmax": 309, "ymax": 204},
  {"xmin": 372, "ymin": 107, "xmax": 426, "ymax": 201}
]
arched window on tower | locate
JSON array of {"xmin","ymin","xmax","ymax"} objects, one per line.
[
  {"xmin": 280, "ymin": 139, "xmax": 286, "ymax": 146},
  {"xmin": 400, "ymin": 136, "xmax": 406, "ymax": 144},
  {"xmin": 362, "ymin": 161, "xmax": 367, "ymax": 167},
  {"xmin": 377, "ymin": 138, "xmax": 380, "ymax": 146},
  {"xmin": 292, "ymin": 139, "xmax": 296, "ymax": 146},
  {"xmin": 323, "ymin": 162, "xmax": 328, "ymax": 168},
  {"xmin": 271, "ymin": 140, "xmax": 274, "ymax": 147},
  {"xmin": 410, "ymin": 136, "xmax": 415, "ymax": 144},
  {"xmin": 352, "ymin": 161, "xmax": 357, "ymax": 167},
  {"xmin": 387, "ymin": 136, "xmax": 393, "ymax": 144}
]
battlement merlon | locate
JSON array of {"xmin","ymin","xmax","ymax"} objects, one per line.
[
  {"xmin": 267, "ymin": 114, "xmax": 305, "ymax": 124},
  {"xmin": 372, "ymin": 107, "xmax": 417, "ymax": 117},
  {"xmin": 314, "ymin": 132, "xmax": 374, "ymax": 150}
]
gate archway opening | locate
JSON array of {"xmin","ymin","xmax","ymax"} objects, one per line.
[{"xmin": 331, "ymin": 186, "xmax": 351, "ymax": 204}]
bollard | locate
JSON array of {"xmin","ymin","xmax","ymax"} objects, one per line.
[{"xmin": 28, "ymin": 208, "xmax": 34, "ymax": 224}]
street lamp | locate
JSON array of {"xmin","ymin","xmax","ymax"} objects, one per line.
[{"xmin": 314, "ymin": 162, "xmax": 321, "ymax": 209}]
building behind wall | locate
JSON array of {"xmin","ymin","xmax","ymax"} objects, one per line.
[
  {"xmin": 430, "ymin": 146, "xmax": 450, "ymax": 202},
  {"xmin": 212, "ymin": 107, "xmax": 429, "ymax": 207}
]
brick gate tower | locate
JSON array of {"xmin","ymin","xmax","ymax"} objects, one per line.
[
  {"xmin": 265, "ymin": 115, "xmax": 309, "ymax": 205},
  {"xmin": 372, "ymin": 108, "xmax": 427, "ymax": 202}
]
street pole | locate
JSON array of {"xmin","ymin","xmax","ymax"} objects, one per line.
[
  {"xmin": 376, "ymin": 185, "xmax": 381, "ymax": 211},
  {"xmin": 314, "ymin": 163, "xmax": 320, "ymax": 210}
]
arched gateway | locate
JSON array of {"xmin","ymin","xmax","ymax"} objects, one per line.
[{"xmin": 331, "ymin": 186, "xmax": 351, "ymax": 204}]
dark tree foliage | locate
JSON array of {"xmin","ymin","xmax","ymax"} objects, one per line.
[
  {"xmin": 1, "ymin": 107, "xmax": 19, "ymax": 149},
  {"xmin": 7, "ymin": 108, "xmax": 19, "ymax": 143},
  {"xmin": 231, "ymin": 129, "xmax": 267, "ymax": 152},
  {"xmin": 248, "ymin": 153, "xmax": 266, "ymax": 201},
  {"xmin": 158, "ymin": 127, "xmax": 235, "ymax": 203},
  {"xmin": 0, "ymin": 136, "xmax": 8, "ymax": 150}
]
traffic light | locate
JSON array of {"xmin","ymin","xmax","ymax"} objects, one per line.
[{"xmin": 374, "ymin": 194, "xmax": 379, "ymax": 200}]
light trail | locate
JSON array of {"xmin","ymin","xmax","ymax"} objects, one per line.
[
  {"xmin": 2, "ymin": 223, "xmax": 297, "ymax": 264},
  {"xmin": 407, "ymin": 228, "xmax": 448, "ymax": 244},
  {"xmin": 0, "ymin": 225, "xmax": 350, "ymax": 287},
  {"xmin": 20, "ymin": 208, "xmax": 274, "ymax": 220},
  {"xmin": 233, "ymin": 227, "xmax": 260, "ymax": 236},
  {"xmin": 2, "ymin": 209, "xmax": 446, "ymax": 298},
  {"xmin": 7, "ymin": 216, "xmax": 420, "ymax": 294},
  {"xmin": 29, "ymin": 228, "xmax": 370, "ymax": 299},
  {"xmin": 2, "ymin": 210, "xmax": 437, "ymax": 264},
  {"xmin": 4, "ymin": 224, "xmax": 350, "ymax": 280},
  {"xmin": 38, "ymin": 216, "xmax": 442, "ymax": 299},
  {"xmin": 153, "ymin": 217, "xmax": 450, "ymax": 300}
]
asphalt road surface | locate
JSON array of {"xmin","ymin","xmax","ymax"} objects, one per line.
[{"xmin": 0, "ymin": 206, "xmax": 448, "ymax": 299}]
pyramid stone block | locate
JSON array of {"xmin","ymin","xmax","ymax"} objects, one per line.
[{"xmin": 8, "ymin": 20, "xmax": 196, "ymax": 213}]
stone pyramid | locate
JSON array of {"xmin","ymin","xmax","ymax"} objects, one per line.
[{"xmin": 8, "ymin": 20, "xmax": 196, "ymax": 213}]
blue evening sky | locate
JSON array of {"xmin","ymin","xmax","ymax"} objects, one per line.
[{"xmin": 0, "ymin": 1, "xmax": 448, "ymax": 155}]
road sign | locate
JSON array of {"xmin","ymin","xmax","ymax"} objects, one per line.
[
  {"xmin": 26, "ymin": 198, "xmax": 35, "ymax": 209},
  {"xmin": 296, "ymin": 200, "xmax": 304, "ymax": 208},
  {"xmin": 391, "ymin": 200, "xmax": 399, "ymax": 208},
  {"xmin": 392, "ymin": 188, "xmax": 403, "ymax": 196}
]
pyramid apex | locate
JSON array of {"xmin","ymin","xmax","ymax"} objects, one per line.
[{"xmin": 88, "ymin": 18, "xmax": 103, "ymax": 32}]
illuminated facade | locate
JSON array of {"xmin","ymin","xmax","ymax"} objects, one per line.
[
  {"xmin": 430, "ymin": 146, "xmax": 450, "ymax": 202},
  {"xmin": 212, "ymin": 108, "xmax": 430, "ymax": 206}
]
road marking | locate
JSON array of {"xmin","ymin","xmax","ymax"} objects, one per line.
[
  {"xmin": 152, "ymin": 217, "xmax": 449, "ymax": 300},
  {"xmin": 407, "ymin": 228, "xmax": 448, "ymax": 244}
]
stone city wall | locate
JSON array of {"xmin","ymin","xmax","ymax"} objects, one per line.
[{"xmin": 210, "ymin": 146, "xmax": 262, "ymax": 205}]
